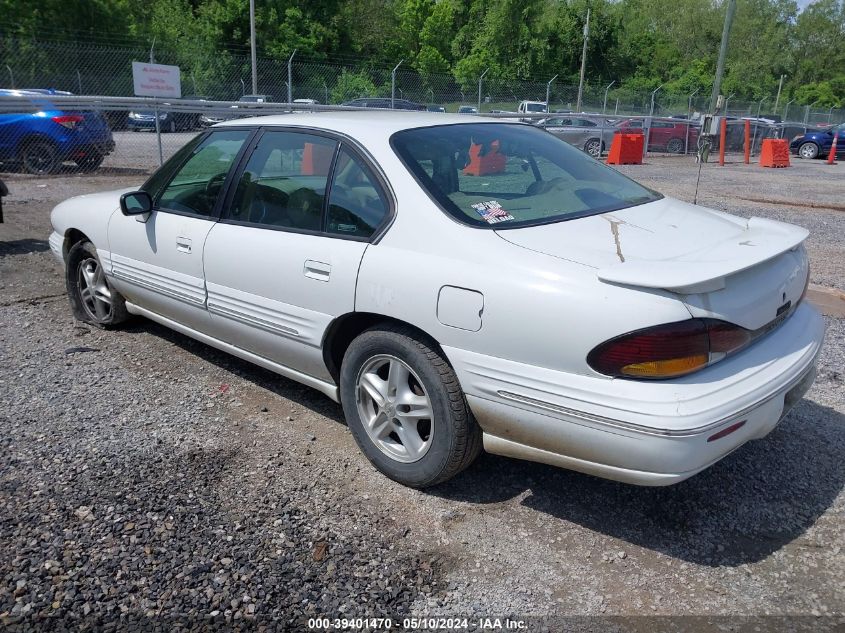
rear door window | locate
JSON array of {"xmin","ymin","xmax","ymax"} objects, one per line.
[{"xmin": 326, "ymin": 147, "xmax": 389, "ymax": 237}]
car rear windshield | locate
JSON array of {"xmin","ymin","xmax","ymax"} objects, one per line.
[{"xmin": 391, "ymin": 123, "xmax": 660, "ymax": 229}]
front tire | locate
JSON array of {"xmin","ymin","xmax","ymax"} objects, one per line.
[
  {"xmin": 340, "ymin": 325, "xmax": 482, "ymax": 488},
  {"xmin": 66, "ymin": 240, "xmax": 129, "ymax": 328},
  {"xmin": 798, "ymin": 142, "xmax": 819, "ymax": 159}
]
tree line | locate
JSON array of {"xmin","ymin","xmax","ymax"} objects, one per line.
[{"xmin": 1, "ymin": 0, "xmax": 844, "ymax": 106}]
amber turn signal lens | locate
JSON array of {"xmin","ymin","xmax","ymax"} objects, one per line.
[{"xmin": 621, "ymin": 354, "xmax": 710, "ymax": 377}]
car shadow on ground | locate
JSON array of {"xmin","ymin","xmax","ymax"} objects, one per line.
[
  {"xmin": 433, "ymin": 398, "xmax": 845, "ymax": 567},
  {"xmin": 0, "ymin": 238, "xmax": 50, "ymax": 255},
  {"xmin": 123, "ymin": 318, "xmax": 346, "ymax": 424},
  {"xmin": 122, "ymin": 319, "xmax": 844, "ymax": 568}
]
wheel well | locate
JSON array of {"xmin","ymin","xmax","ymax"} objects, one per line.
[
  {"xmin": 322, "ymin": 312, "xmax": 441, "ymax": 383},
  {"xmin": 63, "ymin": 229, "xmax": 91, "ymax": 260}
]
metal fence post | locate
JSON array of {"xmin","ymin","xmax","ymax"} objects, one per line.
[
  {"xmin": 686, "ymin": 88, "xmax": 700, "ymax": 155},
  {"xmin": 645, "ymin": 84, "xmax": 663, "ymax": 158},
  {"xmin": 546, "ymin": 75, "xmax": 558, "ymax": 109},
  {"xmin": 154, "ymin": 102, "xmax": 163, "ymax": 166},
  {"xmin": 602, "ymin": 80, "xmax": 615, "ymax": 116},
  {"xmin": 287, "ymin": 49, "xmax": 297, "ymax": 105},
  {"xmin": 391, "ymin": 59, "xmax": 403, "ymax": 109},
  {"xmin": 783, "ymin": 98, "xmax": 794, "ymax": 122},
  {"xmin": 6, "ymin": 65, "xmax": 14, "ymax": 89},
  {"xmin": 724, "ymin": 92, "xmax": 734, "ymax": 116},
  {"xmin": 478, "ymin": 68, "xmax": 489, "ymax": 114}
]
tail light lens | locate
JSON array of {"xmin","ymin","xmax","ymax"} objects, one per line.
[
  {"xmin": 587, "ymin": 319, "xmax": 752, "ymax": 379},
  {"xmin": 52, "ymin": 115, "xmax": 84, "ymax": 130}
]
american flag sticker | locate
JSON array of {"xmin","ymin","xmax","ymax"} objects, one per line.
[{"xmin": 471, "ymin": 200, "xmax": 515, "ymax": 224}]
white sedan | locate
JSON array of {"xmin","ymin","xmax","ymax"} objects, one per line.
[{"xmin": 49, "ymin": 112, "xmax": 825, "ymax": 488}]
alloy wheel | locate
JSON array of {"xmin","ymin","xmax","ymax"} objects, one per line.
[
  {"xmin": 355, "ymin": 355, "xmax": 434, "ymax": 463},
  {"xmin": 78, "ymin": 257, "xmax": 113, "ymax": 321},
  {"xmin": 799, "ymin": 143, "xmax": 818, "ymax": 159}
]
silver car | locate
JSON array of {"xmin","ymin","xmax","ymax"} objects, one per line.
[{"xmin": 538, "ymin": 115, "xmax": 614, "ymax": 157}]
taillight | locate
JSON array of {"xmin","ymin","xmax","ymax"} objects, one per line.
[
  {"xmin": 587, "ymin": 319, "xmax": 752, "ymax": 379},
  {"xmin": 52, "ymin": 115, "xmax": 84, "ymax": 130}
]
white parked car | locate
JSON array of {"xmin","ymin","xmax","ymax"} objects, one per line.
[{"xmin": 49, "ymin": 112, "xmax": 825, "ymax": 488}]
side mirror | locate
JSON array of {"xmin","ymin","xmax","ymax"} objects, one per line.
[{"xmin": 120, "ymin": 191, "xmax": 152, "ymax": 216}]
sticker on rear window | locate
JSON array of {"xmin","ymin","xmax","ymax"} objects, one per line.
[{"xmin": 471, "ymin": 200, "xmax": 514, "ymax": 224}]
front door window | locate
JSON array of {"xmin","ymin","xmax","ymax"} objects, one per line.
[{"xmin": 157, "ymin": 130, "xmax": 251, "ymax": 217}]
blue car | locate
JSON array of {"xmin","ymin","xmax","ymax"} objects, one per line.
[
  {"xmin": 0, "ymin": 89, "xmax": 115, "ymax": 174},
  {"xmin": 789, "ymin": 122, "xmax": 845, "ymax": 160}
]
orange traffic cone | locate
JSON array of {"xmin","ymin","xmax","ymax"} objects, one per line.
[{"xmin": 827, "ymin": 133, "xmax": 838, "ymax": 165}]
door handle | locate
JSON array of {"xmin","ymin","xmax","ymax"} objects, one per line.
[
  {"xmin": 176, "ymin": 236, "xmax": 192, "ymax": 253},
  {"xmin": 304, "ymin": 259, "xmax": 331, "ymax": 282}
]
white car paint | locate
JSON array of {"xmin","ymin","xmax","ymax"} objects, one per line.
[{"xmin": 49, "ymin": 111, "xmax": 825, "ymax": 486}]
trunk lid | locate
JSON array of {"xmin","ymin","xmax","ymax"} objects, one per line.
[{"xmin": 496, "ymin": 196, "xmax": 809, "ymax": 330}]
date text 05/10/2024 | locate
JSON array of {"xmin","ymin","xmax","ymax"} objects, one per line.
[{"xmin": 307, "ymin": 617, "xmax": 527, "ymax": 630}]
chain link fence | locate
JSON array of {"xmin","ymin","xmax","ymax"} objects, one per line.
[{"xmin": 1, "ymin": 37, "xmax": 842, "ymax": 176}]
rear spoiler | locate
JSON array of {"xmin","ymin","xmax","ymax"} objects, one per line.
[{"xmin": 597, "ymin": 217, "xmax": 808, "ymax": 293}]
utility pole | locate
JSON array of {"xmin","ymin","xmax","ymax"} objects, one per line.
[
  {"xmin": 576, "ymin": 8, "xmax": 590, "ymax": 112},
  {"xmin": 700, "ymin": 0, "xmax": 736, "ymax": 164},
  {"xmin": 249, "ymin": 0, "xmax": 258, "ymax": 95},
  {"xmin": 773, "ymin": 74, "xmax": 785, "ymax": 115},
  {"xmin": 708, "ymin": 0, "xmax": 736, "ymax": 117}
]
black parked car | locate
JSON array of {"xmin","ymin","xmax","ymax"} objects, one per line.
[
  {"xmin": 127, "ymin": 95, "xmax": 209, "ymax": 133},
  {"xmin": 341, "ymin": 98, "xmax": 426, "ymax": 111}
]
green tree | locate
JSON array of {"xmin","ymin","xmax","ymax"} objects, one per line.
[{"xmin": 330, "ymin": 68, "xmax": 377, "ymax": 102}]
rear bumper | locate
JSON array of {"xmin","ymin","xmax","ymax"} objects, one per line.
[
  {"xmin": 445, "ymin": 302, "xmax": 825, "ymax": 485},
  {"xmin": 60, "ymin": 139, "xmax": 115, "ymax": 159}
]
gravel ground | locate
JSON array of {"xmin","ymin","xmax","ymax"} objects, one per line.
[{"xmin": 1, "ymin": 157, "xmax": 843, "ymax": 630}]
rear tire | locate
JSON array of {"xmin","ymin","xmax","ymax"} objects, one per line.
[
  {"xmin": 20, "ymin": 139, "xmax": 59, "ymax": 175},
  {"xmin": 340, "ymin": 325, "xmax": 482, "ymax": 488},
  {"xmin": 66, "ymin": 240, "xmax": 129, "ymax": 328},
  {"xmin": 798, "ymin": 142, "xmax": 819, "ymax": 159}
]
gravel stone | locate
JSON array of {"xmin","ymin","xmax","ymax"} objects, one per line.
[{"xmin": 1, "ymin": 161, "xmax": 843, "ymax": 623}]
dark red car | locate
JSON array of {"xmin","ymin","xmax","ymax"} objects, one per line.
[{"xmin": 615, "ymin": 118, "xmax": 699, "ymax": 154}]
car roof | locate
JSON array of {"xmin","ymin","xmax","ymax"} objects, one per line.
[{"xmin": 217, "ymin": 110, "xmax": 507, "ymax": 135}]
